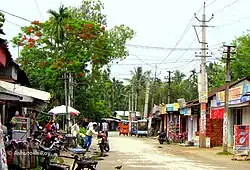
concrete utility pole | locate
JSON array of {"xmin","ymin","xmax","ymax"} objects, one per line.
[
  {"xmin": 151, "ymin": 64, "xmax": 157, "ymax": 108},
  {"xmin": 64, "ymin": 72, "xmax": 69, "ymax": 132},
  {"xmin": 128, "ymin": 92, "xmax": 131, "ymax": 112},
  {"xmin": 222, "ymin": 45, "xmax": 236, "ymax": 152},
  {"xmin": 167, "ymin": 71, "xmax": 173, "ymax": 105},
  {"xmin": 193, "ymin": 2, "xmax": 214, "ymax": 148},
  {"xmin": 68, "ymin": 73, "xmax": 74, "ymax": 108},
  {"xmin": 144, "ymin": 79, "xmax": 150, "ymax": 119},
  {"xmin": 165, "ymin": 71, "xmax": 173, "ymax": 133}
]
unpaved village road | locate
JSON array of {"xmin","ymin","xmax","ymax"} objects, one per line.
[
  {"xmin": 96, "ymin": 132, "xmax": 250, "ymax": 170},
  {"xmin": 64, "ymin": 132, "xmax": 250, "ymax": 170}
]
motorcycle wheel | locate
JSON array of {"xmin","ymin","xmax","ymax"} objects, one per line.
[
  {"xmin": 159, "ymin": 140, "xmax": 164, "ymax": 144},
  {"xmin": 99, "ymin": 143, "xmax": 104, "ymax": 156},
  {"xmin": 104, "ymin": 144, "xmax": 110, "ymax": 152}
]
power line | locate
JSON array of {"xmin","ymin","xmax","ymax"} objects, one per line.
[
  {"xmin": 34, "ymin": 0, "xmax": 44, "ymax": 20},
  {"xmin": 0, "ymin": 9, "xmax": 31, "ymax": 22},
  {"xmin": 206, "ymin": 0, "xmax": 219, "ymax": 7},
  {"xmin": 160, "ymin": 16, "xmax": 194, "ymax": 65},
  {"xmin": 159, "ymin": 3, "xmax": 208, "ymax": 65},
  {"xmin": 213, "ymin": 0, "xmax": 240, "ymax": 14},
  {"xmin": 126, "ymin": 44, "xmax": 214, "ymax": 51},
  {"xmin": 6, "ymin": 20, "xmax": 21, "ymax": 27},
  {"xmin": 214, "ymin": 15, "xmax": 250, "ymax": 28},
  {"xmin": 175, "ymin": 37, "xmax": 197, "ymax": 63}
]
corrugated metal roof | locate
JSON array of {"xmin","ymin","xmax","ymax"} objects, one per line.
[{"xmin": 0, "ymin": 80, "xmax": 51, "ymax": 101}]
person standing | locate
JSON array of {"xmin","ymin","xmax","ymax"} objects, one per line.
[
  {"xmin": 83, "ymin": 123, "xmax": 98, "ymax": 151},
  {"xmin": 102, "ymin": 121, "xmax": 109, "ymax": 137}
]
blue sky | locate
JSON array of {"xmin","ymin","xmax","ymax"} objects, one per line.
[{"xmin": 1, "ymin": 0, "xmax": 249, "ymax": 83}]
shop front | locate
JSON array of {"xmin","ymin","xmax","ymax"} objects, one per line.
[
  {"xmin": 211, "ymin": 81, "xmax": 250, "ymax": 146},
  {"xmin": 166, "ymin": 103, "xmax": 180, "ymax": 139}
]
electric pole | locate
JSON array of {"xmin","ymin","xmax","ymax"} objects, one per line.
[
  {"xmin": 164, "ymin": 71, "xmax": 173, "ymax": 133},
  {"xmin": 193, "ymin": 2, "xmax": 214, "ymax": 148},
  {"xmin": 167, "ymin": 71, "xmax": 173, "ymax": 105},
  {"xmin": 144, "ymin": 78, "xmax": 150, "ymax": 119},
  {"xmin": 151, "ymin": 64, "xmax": 157, "ymax": 108},
  {"xmin": 64, "ymin": 72, "xmax": 69, "ymax": 132},
  {"xmin": 128, "ymin": 92, "xmax": 131, "ymax": 112},
  {"xmin": 222, "ymin": 45, "xmax": 236, "ymax": 152}
]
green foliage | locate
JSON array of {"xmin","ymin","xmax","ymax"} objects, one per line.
[
  {"xmin": 12, "ymin": 0, "xmax": 135, "ymax": 120},
  {"xmin": 207, "ymin": 62, "xmax": 225, "ymax": 90},
  {"xmin": 230, "ymin": 33, "xmax": 250, "ymax": 80}
]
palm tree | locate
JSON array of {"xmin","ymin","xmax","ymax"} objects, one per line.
[
  {"xmin": 48, "ymin": 5, "xmax": 70, "ymax": 45},
  {"xmin": 173, "ymin": 70, "xmax": 186, "ymax": 84},
  {"xmin": 129, "ymin": 67, "xmax": 151, "ymax": 112}
]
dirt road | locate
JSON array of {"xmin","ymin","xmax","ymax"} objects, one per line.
[{"xmin": 96, "ymin": 132, "xmax": 250, "ymax": 170}]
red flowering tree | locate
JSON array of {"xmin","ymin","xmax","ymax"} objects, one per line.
[{"xmin": 12, "ymin": 0, "xmax": 134, "ymax": 119}]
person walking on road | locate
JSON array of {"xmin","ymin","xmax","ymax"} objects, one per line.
[
  {"xmin": 102, "ymin": 121, "xmax": 109, "ymax": 137},
  {"xmin": 83, "ymin": 123, "xmax": 98, "ymax": 151}
]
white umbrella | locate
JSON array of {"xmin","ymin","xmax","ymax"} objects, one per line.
[{"xmin": 48, "ymin": 105, "xmax": 80, "ymax": 116}]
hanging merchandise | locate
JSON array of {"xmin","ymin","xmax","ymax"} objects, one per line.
[{"xmin": 0, "ymin": 115, "xmax": 8, "ymax": 169}]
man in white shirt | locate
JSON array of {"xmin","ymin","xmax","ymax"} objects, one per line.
[
  {"xmin": 83, "ymin": 123, "xmax": 98, "ymax": 151},
  {"xmin": 102, "ymin": 121, "xmax": 109, "ymax": 137},
  {"xmin": 87, "ymin": 122, "xmax": 97, "ymax": 130}
]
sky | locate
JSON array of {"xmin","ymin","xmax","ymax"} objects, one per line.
[{"xmin": 1, "ymin": 0, "xmax": 249, "ymax": 84}]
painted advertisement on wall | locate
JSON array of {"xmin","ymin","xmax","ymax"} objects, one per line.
[
  {"xmin": 234, "ymin": 125, "xmax": 249, "ymax": 154},
  {"xmin": 216, "ymin": 84, "xmax": 249, "ymax": 107}
]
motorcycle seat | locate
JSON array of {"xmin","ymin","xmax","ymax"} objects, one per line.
[{"xmin": 70, "ymin": 148, "xmax": 87, "ymax": 154}]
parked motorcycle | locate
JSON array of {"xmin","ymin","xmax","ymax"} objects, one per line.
[
  {"xmin": 97, "ymin": 131, "xmax": 110, "ymax": 156},
  {"xmin": 158, "ymin": 131, "xmax": 170, "ymax": 145}
]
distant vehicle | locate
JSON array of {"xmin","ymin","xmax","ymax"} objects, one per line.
[
  {"xmin": 130, "ymin": 121, "xmax": 138, "ymax": 136},
  {"xmin": 137, "ymin": 119, "xmax": 148, "ymax": 137}
]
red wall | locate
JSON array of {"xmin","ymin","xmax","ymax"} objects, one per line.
[{"xmin": 0, "ymin": 47, "xmax": 6, "ymax": 67}]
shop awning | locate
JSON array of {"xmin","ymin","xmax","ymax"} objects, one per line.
[{"xmin": 0, "ymin": 80, "xmax": 51, "ymax": 101}]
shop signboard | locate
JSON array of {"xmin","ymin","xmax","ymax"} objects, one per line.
[
  {"xmin": 180, "ymin": 108, "xmax": 191, "ymax": 116},
  {"xmin": 160, "ymin": 104, "xmax": 166, "ymax": 114},
  {"xmin": 166, "ymin": 103, "xmax": 179, "ymax": 112},
  {"xmin": 177, "ymin": 98, "xmax": 186, "ymax": 109},
  {"xmin": 216, "ymin": 84, "xmax": 249, "ymax": 106},
  {"xmin": 234, "ymin": 125, "xmax": 249, "ymax": 154}
]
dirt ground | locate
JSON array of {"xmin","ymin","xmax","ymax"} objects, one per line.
[{"xmin": 62, "ymin": 132, "xmax": 250, "ymax": 170}]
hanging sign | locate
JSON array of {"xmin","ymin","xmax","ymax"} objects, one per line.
[
  {"xmin": 180, "ymin": 108, "xmax": 191, "ymax": 116},
  {"xmin": 166, "ymin": 103, "xmax": 179, "ymax": 112},
  {"xmin": 160, "ymin": 104, "xmax": 166, "ymax": 114},
  {"xmin": 234, "ymin": 125, "xmax": 249, "ymax": 154}
]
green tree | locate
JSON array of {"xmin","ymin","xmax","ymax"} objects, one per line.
[
  {"xmin": 207, "ymin": 62, "xmax": 225, "ymax": 90},
  {"xmin": 230, "ymin": 33, "xmax": 250, "ymax": 80},
  {"xmin": 12, "ymin": 0, "xmax": 135, "ymax": 120}
]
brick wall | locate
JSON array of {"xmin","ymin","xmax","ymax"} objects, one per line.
[{"xmin": 206, "ymin": 116, "xmax": 223, "ymax": 147}]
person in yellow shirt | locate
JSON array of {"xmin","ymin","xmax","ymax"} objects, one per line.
[{"xmin": 83, "ymin": 123, "xmax": 98, "ymax": 151}]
